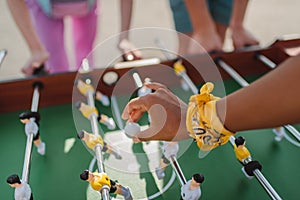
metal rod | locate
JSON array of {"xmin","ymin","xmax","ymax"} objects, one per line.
[
  {"xmin": 85, "ymin": 88, "xmax": 110, "ymax": 199},
  {"xmin": 100, "ymin": 186, "xmax": 111, "ymax": 200},
  {"xmin": 180, "ymin": 72, "xmax": 199, "ymax": 94},
  {"xmin": 87, "ymin": 90, "xmax": 100, "ymax": 137},
  {"xmin": 111, "ymin": 95, "xmax": 124, "ymax": 130},
  {"xmin": 86, "ymin": 90, "xmax": 105, "ymax": 172},
  {"xmin": 31, "ymin": 86, "xmax": 40, "ymax": 112},
  {"xmin": 217, "ymin": 59, "xmax": 249, "ymax": 87},
  {"xmin": 229, "ymin": 135, "xmax": 282, "ymax": 199},
  {"xmin": 255, "ymin": 54, "xmax": 276, "ymax": 69},
  {"xmin": 22, "ymin": 85, "xmax": 40, "ymax": 183},
  {"xmin": 256, "ymin": 54, "xmax": 300, "ymax": 141},
  {"xmin": 21, "ymin": 133, "xmax": 34, "ymax": 183},
  {"xmin": 169, "ymin": 155, "xmax": 187, "ymax": 186},
  {"xmin": 284, "ymin": 125, "xmax": 300, "ymax": 141},
  {"xmin": 155, "ymin": 38, "xmax": 199, "ymax": 94},
  {"xmin": 253, "ymin": 169, "xmax": 282, "ymax": 200}
]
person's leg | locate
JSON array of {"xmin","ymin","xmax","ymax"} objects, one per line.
[
  {"xmin": 70, "ymin": 2, "xmax": 98, "ymax": 70},
  {"xmin": 169, "ymin": 0, "xmax": 193, "ymax": 55},
  {"xmin": 215, "ymin": 23, "xmax": 228, "ymax": 44},
  {"xmin": 209, "ymin": 0, "xmax": 233, "ymax": 47},
  {"xmin": 185, "ymin": 0, "xmax": 222, "ymax": 52},
  {"xmin": 26, "ymin": 0, "xmax": 69, "ymax": 73}
]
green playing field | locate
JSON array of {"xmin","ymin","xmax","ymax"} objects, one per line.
[{"xmin": 1, "ymin": 77, "xmax": 300, "ymax": 200}]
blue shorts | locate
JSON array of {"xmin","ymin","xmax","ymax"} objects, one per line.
[{"xmin": 169, "ymin": 0, "xmax": 233, "ymax": 33}]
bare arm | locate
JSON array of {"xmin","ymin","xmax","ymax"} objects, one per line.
[
  {"xmin": 230, "ymin": 0, "xmax": 248, "ymax": 29},
  {"xmin": 217, "ymin": 55, "xmax": 300, "ymax": 131},
  {"xmin": 184, "ymin": 0, "xmax": 214, "ymax": 33},
  {"xmin": 229, "ymin": 0, "xmax": 259, "ymax": 49},
  {"xmin": 6, "ymin": 0, "xmax": 48, "ymax": 74},
  {"xmin": 6, "ymin": 0, "xmax": 46, "ymax": 54},
  {"xmin": 119, "ymin": 0, "xmax": 133, "ymax": 42}
]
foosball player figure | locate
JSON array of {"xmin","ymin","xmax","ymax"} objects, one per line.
[
  {"xmin": 181, "ymin": 173, "xmax": 204, "ymax": 200},
  {"xmin": 97, "ymin": 113, "xmax": 116, "ymax": 130},
  {"xmin": 75, "ymin": 79, "xmax": 94, "ymax": 97},
  {"xmin": 234, "ymin": 136, "xmax": 262, "ymax": 179},
  {"xmin": 272, "ymin": 127, "xmax": 286, "ymax": 141},
  {"xmin": 95, "ymin": 91, "xmax": 110, "ymax": 106},
  {"xmin": 173, "ymin": 59, "xmax": 190, "ymax": 91},
  {"xmin": 75, "ymin": 79, "xmax": 110, "ymax": 107},
  {"xmin": 77, "ymin": 130, "xmax": 121, "ymax": 159},
  {"xmin": 137, "ymin": 78, "xmax": 152, "ymax": 97},
  {"xmin": 75, "ymin": 101, "xmax": 116, "ymax": 130},
  {"xmin": 7, "ymin": 174, "xmax": 33, "ymax": 200},
  {"xmin": 155, "ymin": 141, "xmax": 179, "ymax": 180},
  {"xmin": 19, "ymin": 111, "xmax": 46, "ymax": 155},
  {"xmin": 80, "ymin": 170, "xmax": 133, "ymax": 200}
]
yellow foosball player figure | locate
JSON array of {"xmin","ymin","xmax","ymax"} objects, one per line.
[
  {"xmin": 180, "ymin": 173, "xmax": 204, "ymax": 200},
  {"xmin": 75, "ymin": 79, "xmax": 110, "ymax": 107},
  {"xmin": 234, "ymin": 136, "xmax": 262, "ymax": 179},
  {"xmin": 7, "ymin": 174, "xmax": 33, "ymax": 200},
  {"xmin": 19, "ymin": 111, "xmax": 46, "ymax": 155},
  {"xmin": 77, "ymin": 130, "xmax": 121, "ymax": 159},
  {"xmin": 80, "ymin": 170, "xmax": 133, "ymax": 200},
  {"xmin": 75, "ymin": 101, "xmax": 116, "ymax": 130},
  {"xmin": 234, "ymin": 136, "xmax": 252, "ymax": 165}
]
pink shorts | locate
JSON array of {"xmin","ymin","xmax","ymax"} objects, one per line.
[{"xmin": 51, "ymin": 2, "xmax": 93, "ymax": 18}]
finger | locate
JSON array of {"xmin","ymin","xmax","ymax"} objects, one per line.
[
  {"xmin": 121, "ymin": 97, "xmax": 146, "ymax": 120},
  {"xmin": 144, "ymin": 82, "xmax": 168, "ymax": 91},
  {"xmin": 129, "ymin": 109, "xmax": 144, "ymax": 123},
  {"xmin": 132, "ymin": 135, "xmax": 141, "ymax": 143}
]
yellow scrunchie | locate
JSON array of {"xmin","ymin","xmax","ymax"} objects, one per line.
[{"xmin": 186, "ymin": 82, "xmax": 234, "ymax": 151}]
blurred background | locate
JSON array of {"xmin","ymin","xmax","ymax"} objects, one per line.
[{"xmin": 1, "ymin": 0, "xmax": 300, "ymax": 80}]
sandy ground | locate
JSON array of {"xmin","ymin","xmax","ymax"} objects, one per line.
[{"xmin": 1, "ymin": 0, "xmax": 300, "ymax": 81}]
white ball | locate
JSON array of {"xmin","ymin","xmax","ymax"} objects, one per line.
[{"xmin": 124, "ymin": 122, "xmax": 140, "ymax": 138}]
